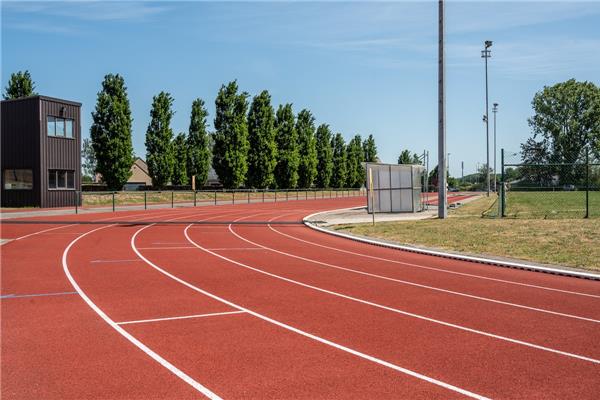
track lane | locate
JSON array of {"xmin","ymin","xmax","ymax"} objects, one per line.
[
  {"xmin": 69, "ymin": 203, "xmax": 470, "ymax": 399},
  {"xmin": 226, "ymin": 223, "xmax": 600, "ymax": 360},
  {"xmin": 1, "ymin": 209, "xmax": 220, "ymax": 400},
  {"xmin": 156, "ymin": 214, "xmax": 600, "ymax": 398}
]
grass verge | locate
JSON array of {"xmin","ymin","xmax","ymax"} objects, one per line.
[{"xmin": 338, "ymin": 196, "xmax": 600, "ymax": 272}]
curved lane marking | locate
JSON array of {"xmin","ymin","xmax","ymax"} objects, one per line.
[
  {"xmin": 270, "ymin": 215, "xmax": 600, "ymax": 299},
  {"xmin": 60, "ymin": 208, "xmax": 251, "ymax": 400},
  {"xmin": 225, "ymin": 218, "xmax": 600, "ymax": 323},
  {"xmin": 185, "ymin": 216, "xmax": 600, "ymax": 364},
  {"xmin": 130, "ymin": 219, "xmax": 490, "ymax": 399}
]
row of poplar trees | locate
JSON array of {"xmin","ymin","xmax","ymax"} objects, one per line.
[{"xmin": 90, "ymin": 75, "xmax": 378, "ymax": 190}]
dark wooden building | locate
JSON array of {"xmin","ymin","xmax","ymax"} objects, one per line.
[{"xmin": 1, "ymin": 95, "xmax": 81, "ymax": 208}]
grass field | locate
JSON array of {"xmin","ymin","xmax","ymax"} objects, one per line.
[
  {"xmin": 339, "ymin": 196, "xmax": 600, "ymax": 271},
  {"xmin": 500, "ymin": 191, "xmax": 600, "ymax": 218},
  {"xmin": 81, "ymin": 189, "xmax": 364, "ymax": 208}
]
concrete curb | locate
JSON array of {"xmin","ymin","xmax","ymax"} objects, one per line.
[{"xmin": 303, "ymin": 207, "xmax": 600, "ymax": 281}]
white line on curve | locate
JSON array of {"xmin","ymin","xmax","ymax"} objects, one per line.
[
  {"xmin": 225, "ymin": 223, "xmax": 600, "ymax": 324},
  {"xmin": 130, "ymin": 222, "xmax": 490, "ymax": 399},
  {"xmin": 188, "ymin": 220, "xmax": 599, "ymax": 364},
  {"xmin": 273, "ymin": 213, "xmax": 600, "ymax": 299},
  {"xmin": 116, "ymin": 311, "xmax": 246, "ymax": 325},
  {"xmin": 62, "ymin": 217, "xmax": 223, "ymax": 400}
]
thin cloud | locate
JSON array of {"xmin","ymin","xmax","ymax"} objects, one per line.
[{"xmin": 2, "ymin": 1, "xmax": 170, "ymax": 22}]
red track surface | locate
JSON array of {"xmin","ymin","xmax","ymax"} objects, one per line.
[{"xmin": 1, "ymin": 197, "xmax": 599, "ymax": 399}]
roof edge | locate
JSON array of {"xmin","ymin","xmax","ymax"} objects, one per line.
[{"xmin": 1, "ymin": 95, "xmax": 81, "ymax": 107}]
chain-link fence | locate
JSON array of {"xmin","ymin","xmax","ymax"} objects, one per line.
[{"xmin": 494, "ymin": 149, "xmax": 600, "ymax": 219}]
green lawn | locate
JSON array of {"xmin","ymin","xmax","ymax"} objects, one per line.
[
  {"xmin": 501, "ymin": 191, "xmax": 600, "ymax": 218},
  {"xmin": 339, "ymin": 196, "xmax": 600, "ymax": 271}
]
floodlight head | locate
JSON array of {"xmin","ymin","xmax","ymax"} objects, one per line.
[
  {"xmin": 485, "ymin": 40, "xmax": 493, "ymax": 48},
  {"xmin": 493, "ymin": 102, "xmax": 499, "ymax": 107},
  {"xmin": 493, "ymin": 103, "xmax": 499, "ymax": 112}
]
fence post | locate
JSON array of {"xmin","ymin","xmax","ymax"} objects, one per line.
[
  {"xmin": 112, "ymin": 192, "xmax": 116, "ymax": 212},
  {"xmin": 248, "ymin": 191, "xmax": 250, "ymax": 204},
  {"xmin": 193, "ymin": 191, "xmax": 197, "ymax": 207},
  {"xmin": 144, "ymin": 191, "xmax": 147, "ymax": 210},
  {"xmin": 275, "ymin": 191, "xmax": 277, "ymax": 202},
  {"xmin": 286, "ymin": 190, "xmax": 288, "ymax": 201},
  {"xmin": 262, "ymin": 190, "xmax": 265, "ymax": 203},
  {"xmin": 232, "ymin": 191, "xmax": 235, "ymax": 204},
  {"xmin": 75, "ymin": 191, "xmax": 78, "ymax": 214},
  {"xmin": 296, "ymin": 190, "xmax": 299, "ymax": 200},
  {"xmin": 501, "ymin": 149, "xmax": 505, "ymax": 217},
  {"xmin": 585, "ymin": 149, "xmax": 590, "ymax": 219},
  {"xmin": 214, "ymin": 191, "xmax": 217, "ymax": 205}
]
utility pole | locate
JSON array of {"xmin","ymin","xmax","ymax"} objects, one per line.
[
  {"xmin": 438, "ymin": 0, "xmax": 447, "ymax": 218},
  {"xmin": 492, "ymin": 102, "xmax": 498, "ymax": 192},
  {"xmin": 461, "ymin": 161, "xmax": 464, "ymax": 182},
  {"xmin": 481, "ymin": 40, "xmax": 492, "ymax": 197}
]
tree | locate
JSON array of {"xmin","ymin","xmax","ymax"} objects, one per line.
[
  {"xmin": 331, "ymin": 133, "xmax": 347, "ymax": 188},
  {"xmin": 3, "ymin": 70, "xmax": 36, "ymax": 99},
  {"xmin": 213, "ymin": 81, "xmax": 249, "ymax": 188},
  {"xmin": 187, "ymin": 99, "xmax": 211, "ymax": 187},
  {"xmin": 247, "ymin": 90, "xmax": 277, "ymax": 188},
  {"xmin": 274, "ymin": 104, "xmax": 299, "ymax": 188},
  {"xmin": 172, "ymin": 133, "xmax": 188, "ymax": 185},
  {"xmin": 346, "ymin": 134, "xmax": 364, "ymax": 188},
  {"xmin": 519, "ymin": 138, "xmax": 554, "ymax": 185},
  {"xmin": 526, "ymin": 79, "xmax": 600, "ymax": 183},
  {"xmin": 296, "ymin": 109, "xmax": 318, "ymax": 188},
  {"xmin": 315, "ymin": 124, "xmax": 334, "ymax": 188},
  {"xmin": 90, "ymin": 74, "xmax": 134, "ymax": 190},
  {"xmin": 362, "ymin": 134, "xmax": 378, "ymax": 162},
  {"xmin": 398, "ymin": 149, "xmax": 421, "ymax": 165},
  {"xmin": 81, "ymin": 138, "xmax": 97, "ymax": 181},
  {"xmin": 398, "ymin": 150, "xmax": 412, "ymax": 164},
  {"xmin": 146, "ymin": 92, "xmax": 175, "ymax": 188}
]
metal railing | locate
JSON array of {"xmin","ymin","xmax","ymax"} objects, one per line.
[{"xmin": 73, "ymin": 188, "xmax": 366, "ymax": 214}]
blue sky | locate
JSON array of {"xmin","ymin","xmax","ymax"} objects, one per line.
[{"xmin": 2, "ymin": 1, "xmax": 599, "ymax": 176}]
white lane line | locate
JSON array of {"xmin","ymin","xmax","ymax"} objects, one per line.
[
  {"xmin": 226, "ymin": 225, "xmax": 600, "ymax": 324},
  {"xmin": 207, "ymin": 247, "xmax": 264, "ymax": 251},
  {"xmin": 0, "ymin": 291, "xmax": 78, "ymax": 299},
  {"xmin": 131, "ymin": 224, "xmax": 489, "ymax": 400},
  {"xmin": 91, "ymin": 259, "xmax": 142, "ymax": 263},
  {"xmin": 116, "ymin": 311, "xmax": 246, "ymax": 325},
  {"xmin": 61, "ymin": 210, "xmax": 236, "ymax": 399},
  {"xmin": 137, "ymin": 246, "xmax": 197, "ymax": 250},
  {"xmin": 186, "ymin": 223, "xmax": 600, "ymax": 365},
  {"xmin": 12, "ymin": 209, "xmax": 193, "ymax": 242},
  {"xmin": 269, "ymin": 224, "xmax": 600, "ymax": 299}
]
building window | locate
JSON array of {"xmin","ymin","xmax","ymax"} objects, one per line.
[
  {"xmin": 47, "ymin": 116, "xmax": 74, "ymax": 138},
  {"xmin": 3, "ymin": 169, "xmax": 33, "ymax": 190},
  {"xmin": 48, "ymin": 170, "xmax": 75, "ymax": 189}
]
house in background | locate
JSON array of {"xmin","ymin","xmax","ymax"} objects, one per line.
[
  {"xmin": 124, "ymin": 157, "xmax": 152, "ymax": 190},
  {"xmin": 1, "ymin": 95, "xmax": 81, "ymax": 208}
]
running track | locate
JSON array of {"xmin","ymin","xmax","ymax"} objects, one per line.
[{"xmin": 1, "ymin": 197, "xmax": 599, "ymax": 399}]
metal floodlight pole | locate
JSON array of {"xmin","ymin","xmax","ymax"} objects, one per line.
[
  {"xmin": 481, "ymin": 40, "xmax": 492, "ymax": 197},
  {"xmin": 438, "ymin": 0, "xmax": 447, "ymax": 218},
  {"xmin": 492, "ymin": 102, "xmax": 498, "ymax": 192}
]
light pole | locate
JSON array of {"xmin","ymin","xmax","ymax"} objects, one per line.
[
  {"xmin": 481, "ymin": 40, "xmax": 492, "ymax": 197},
  {"xmin": 492, "ymin": 102, "xmax": 498, "ymax": 192},
  {"xmin": 438, "ymin": 0, "xmax": 447, "ymax": 218}
]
